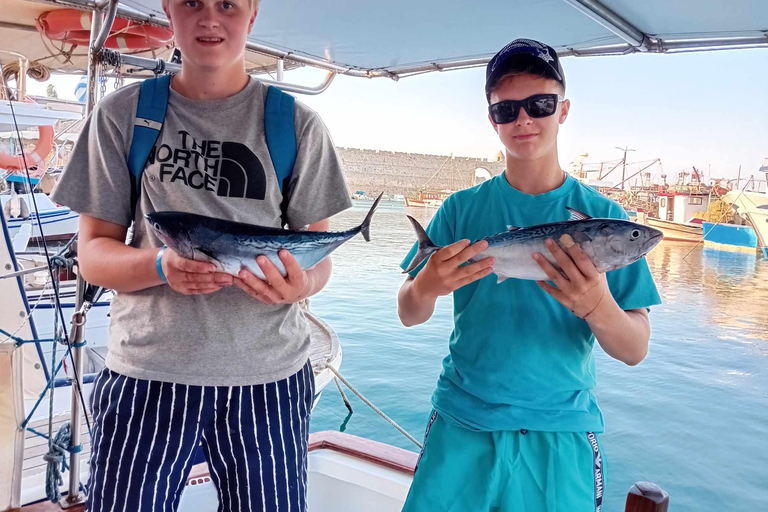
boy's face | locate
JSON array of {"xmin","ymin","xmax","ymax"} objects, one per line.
[
  {"xmin": 488, "ymin": 74, "xmax": 570, "ymax": 162},
  {"xmin": 164, "ymin": 0, "xmax": 257, "ymax": 72}
]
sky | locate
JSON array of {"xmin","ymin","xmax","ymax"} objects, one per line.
[{"xmin": 25, "ymin": 47, "xmax": 768, "ymax": 184}]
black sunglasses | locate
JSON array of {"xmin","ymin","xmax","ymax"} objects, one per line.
[{"xmin": 488, "ymin": 94, "xmax": 564, "ymax": 124}]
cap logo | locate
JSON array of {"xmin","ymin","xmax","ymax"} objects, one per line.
[{"xmin": 537, "ymin": 48, "xmax": 554, "ymax": 63}]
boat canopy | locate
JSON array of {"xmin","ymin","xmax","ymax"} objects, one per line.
[{"xmin": 1, "ymin": 0, "xmax": 765, "ymax": 79}]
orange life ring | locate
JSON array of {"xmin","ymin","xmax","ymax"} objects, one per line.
[
  {"xmin": 37, "ymin": 9, "xmax": 173, "ymax": 51},
  {"xmin": 0, "ymin": 98, "xmax": 55, "ymax": 171},
  {"xmin": 0, "ymin": 125, "xmax": 54, "ymax": 171}
]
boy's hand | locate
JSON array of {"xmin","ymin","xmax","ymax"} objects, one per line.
[
  {"xmin": 161, "ymin": 248, "xmax": 233, "ymax": 295},
  {"xmin": 533, "ymin": 238, "xmax": 607, "ymax": 319},
  {"xmin": 413, "ymin": 239, "xmax": 494, "ymax": 299},
  {"xmin": 235, "ymin": 250, "xmax": 309, "ymax": 305}
]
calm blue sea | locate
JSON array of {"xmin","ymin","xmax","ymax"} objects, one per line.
[{"xmin": 309, "ymin": 200, "xmax": 768, "ymax": 512}]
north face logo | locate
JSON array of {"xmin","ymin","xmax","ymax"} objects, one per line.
[
  {"xmin": 147, "ymin": 130, "xmax": 267, "ymax": 200},
  {"xmin": 216, "ymin": 141, "xmax": 266, "ymax": 199}
]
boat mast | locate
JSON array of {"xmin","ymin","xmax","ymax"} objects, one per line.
[{"xmin": 63, "ymin": 1, "xmax": 119, "ymax": 507}]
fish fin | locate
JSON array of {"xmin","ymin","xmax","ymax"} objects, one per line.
[
  {"xmin": 496, "ymin": 274, "xmax": 509, "ymax": 284},
  {"xmin": 506, "ymin": 225, "xmax": 520, "ymax": 231},
  {"xmin": 570, "ymin": 231, "xmax": 592, "ymax": 244},
  {"xmin": 566, "ymin": 207, "xmax": 592, "ymax": 221},
  {"xmin": 402, "ymin": 215, "xmax": 441, "ymax": 274},
  {"xmin": 194, "ymin": 247, "xmax": 226, "ymax": 271},
  {"xmin": 359, "ymin": 192, "xmax": 383, "ymax": 242}
]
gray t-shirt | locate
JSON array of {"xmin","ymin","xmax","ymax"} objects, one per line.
[{"xmin": 51, "ymin": 78, "xmax": 352, "ymax": 386}]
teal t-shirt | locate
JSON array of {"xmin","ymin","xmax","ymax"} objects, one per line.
[{"xmin": 400, "ymin": 173, "xmax": 662, "ymax": 433}]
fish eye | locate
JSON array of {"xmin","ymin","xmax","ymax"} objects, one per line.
[
  {"xmin": 154, "ymin": 222, "xmax": 161, "ymax": 231},
  {"xmin": 630, "ymin": 229, "xmax": 640, "ymax": 240}
]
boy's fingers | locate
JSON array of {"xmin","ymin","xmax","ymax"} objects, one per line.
[
  {"xmin": 434, "ymin": 240, "xmax": 471, "ymax": 262},
  {"xmin": 175, "ymin": 256, "xmax": 215, "ymax": 274},
  {"xmin": 454, "ymin": 266, "xmax": 494, "ymax": 289},
  {"xmin": 184, "ymin": 284, "xmax": 223, "ymax": 295},
  {"xmin": 185, "ymin": 272, "xmax": 232, "ymax": 284},
  {"xmin": 537, "ymin": 281, "xmax": 567, "ymax": 303},
  {"xmin": 234, "ymin": 279, "xmax": 272, "ymax": 304},
  {"xmin": 214, "ymin": 272, "xmax": 234, "ymax": 284},
  {"xmin": 256, "ymin": 256, "xmax": 286, "ymax": 288},
  {"xmin": 456, "ymin": 258, "xmax": 495, "ymax": 280},
  {"xmin": 545, "ymin": 240, "xmax": 582, "ymax": 283},
  {"xmin": 239, "ymin": 269, "xmax": 284, "ymax": 303},
  {"xmin": 238, "ymin": 269, "xmax": 269, "ymax": 293},
  {"xmin": 567, "ymin": 244, "xmax": 600, "ymax": 279},
  {"xmin": 279, "ymin": 250, "xmax": 303, "ymax": 281},
  {"xmin": 533, "ymin": 253, "xmax": 566, "ymax": 287},
  {"xmin": 448, "ymin": 240, "xmax": 489, "ymax": 266}
]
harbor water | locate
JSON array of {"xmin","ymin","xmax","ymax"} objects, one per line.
[{"xmin": 310, "ymin": 200, "xmax": 768, "ymax": 512}]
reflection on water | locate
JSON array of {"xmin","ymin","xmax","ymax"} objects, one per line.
[{"xmin": 311, "ymin": 202, "xmax": 768, "ymax": 512}]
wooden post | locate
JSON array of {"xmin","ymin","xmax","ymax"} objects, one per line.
[{"xmin": 625, "ymin": 482, "xmax": 669, "ymax": 512}]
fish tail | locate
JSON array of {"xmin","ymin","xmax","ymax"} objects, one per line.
[
  {"xmin": 359, "ymin": 192, "xmax": 383, "ymax": 242},
  {"xmin": 402, "ymin": 215, "xmax": 440, "ymax": 274}
]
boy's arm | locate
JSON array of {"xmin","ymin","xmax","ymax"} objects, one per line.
[
  {"xmin": 583, "ymin": 301, "xmax": 650, "ymax": 366},
  {"xmin": 234, "ymin": 218, "xmax": 334, "ymax": 304},
  {"xmin": 78, "ymin": 214, "xmax": 233, "ymax": 294},
  {"xmin": 534, "ymin": 238, "xmax": 650, "ymax": 366},
  {"xmin": 398, "ymin": 240, "xmax": 493, "ymax": 327}
]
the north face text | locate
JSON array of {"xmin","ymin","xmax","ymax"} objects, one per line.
[{"xmin": 148, "ymin": 130, "xmax": 267, "ymax": 200}]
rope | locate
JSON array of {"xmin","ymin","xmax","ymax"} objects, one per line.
[
  {"xmin": 333, "ymin": 377, "xmax": 353, "ymax": 414},
  {"xmin": 47, "ymin": 272, "xmax": 61, "ymax": 501},
  {"xmin": 43, "ymin": 422, "xmax": 71, "ymax": 503},
  {"xmin": 325, "ymin": 363, "xmax": 422, "ymax": 449},
  {"xmin": 1, "ymin": 61, "xmax": 52, "ymax": 92}
]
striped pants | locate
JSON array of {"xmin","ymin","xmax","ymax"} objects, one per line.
[{"xmin": 86, "ymin": 360, "xmax": 315, "ymax": 512}]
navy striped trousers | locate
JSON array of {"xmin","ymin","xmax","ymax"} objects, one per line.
[{"xmin": 86, "ymin": 360, "xmax": 315, "ymax": 512}]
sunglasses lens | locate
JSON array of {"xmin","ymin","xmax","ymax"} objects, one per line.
[
  {"xmin": 527, "ymin": 95, "xmax": 557, "ymax": 117},
  {"xmin": 490, "ymin": 101, "xmax": 519, "ymax": 124}
]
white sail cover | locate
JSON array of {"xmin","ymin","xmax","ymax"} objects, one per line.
[
  {"xmin": 2, "ymin": 1, "xmax": 765, "ymax": 77},
  {"xmin": 0, "ymin": 345, "xmax": 24, "ymax": 511},
  {"xmin": 128, "ymin": 0, "xmax": 767, "ymax": 75},
  {"xmin": 0, "ymin": 210, "xmax": 47, "ymax": 401}
]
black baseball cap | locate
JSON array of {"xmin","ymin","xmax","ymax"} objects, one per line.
[{"xmin": 485, "ymin": 39, "xmax": 565, "ymax": 102}]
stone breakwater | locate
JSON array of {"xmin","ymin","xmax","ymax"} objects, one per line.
[{"xmin": 337, "ymin": 147, "xmax": 505, "ymax": 196}]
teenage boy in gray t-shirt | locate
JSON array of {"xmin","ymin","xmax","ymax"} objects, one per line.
[{"xmin": 51, "ymin": 1, "xmax": 351, "ymax": 510}]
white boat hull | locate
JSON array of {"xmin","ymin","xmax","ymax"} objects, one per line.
[{"xmin": 646, "ymin": 217, "xmax": 702, "ymax": 242}]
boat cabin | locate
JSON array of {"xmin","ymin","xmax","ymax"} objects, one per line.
[{"xmin": 657, "ymin": 192, "xmax": 710, "ymax": 225}]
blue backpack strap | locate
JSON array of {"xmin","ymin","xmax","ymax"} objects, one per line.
[
  {"xmin": 127, "ymin": 74, "xmax": 172, "ymax": 219},
  {"xmin": 264, "ymin": 85, "xmax": 296, "ymax": 226}
]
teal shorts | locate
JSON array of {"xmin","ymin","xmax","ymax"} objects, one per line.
[{"xmin": 402, "ymin": 411, "xmax": 606, "ymax": 512}]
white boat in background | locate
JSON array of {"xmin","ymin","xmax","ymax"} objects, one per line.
[
  {"xmin": 643, "ymin": 215, "xmax": 703, "ymax": 242},
  {"xmin": 1, "ymin": 193, "xmax": 79, "ymax": 242},
  {"xmin": 0, "ymin": 100, "xmax": 80, "ymax": 133}
]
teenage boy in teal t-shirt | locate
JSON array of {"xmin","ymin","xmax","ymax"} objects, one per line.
[{"xmin": 398, "ymin": 39, "xmax": 661, "ymax": 512}]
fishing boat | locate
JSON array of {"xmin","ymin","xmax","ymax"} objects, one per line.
[
  {"xmin": 710, "ymin": 162, "xmax": 768, "ymax": 257},
  {"xmin": 404, "ymin": 188, "xmax": 453, "ymax": 208},
  {"xmin": 3, "ymin": 0, "xmax": 766, "ymax": 510},
  {"xmin": 638, "ymin": 171, "xmax": 711, "ymax": 242}
]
